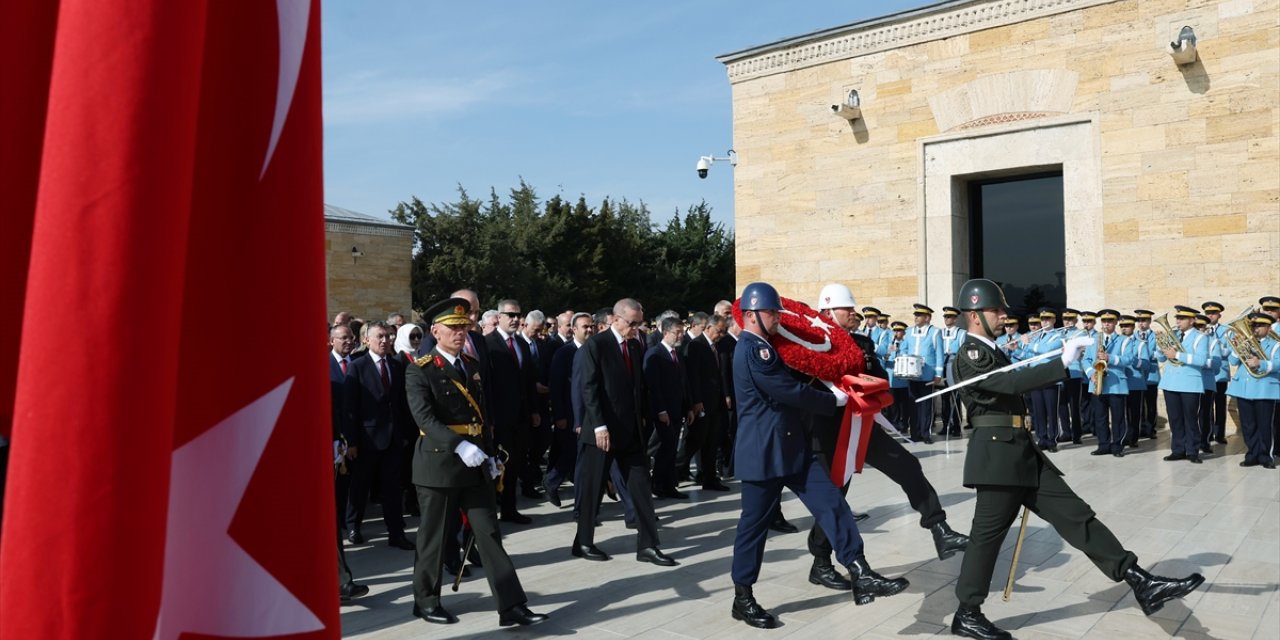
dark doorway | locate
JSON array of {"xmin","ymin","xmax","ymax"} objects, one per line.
[{"xmin": 968, "ymin": 172, "xmax": 1065, "ymax": 328}]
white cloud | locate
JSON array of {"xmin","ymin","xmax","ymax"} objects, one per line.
[{"xmin": 323, "ymin": 70, "xmax": 521, "ymax": 124}]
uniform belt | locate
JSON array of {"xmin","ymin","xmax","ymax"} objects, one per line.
[
  {"xmin": 425, "ymin": 423, "xmax": 483, "ymax": 437},
  {"xmin": 970, "ymin": 415, "xmax": 1025, "ymax": 429}
]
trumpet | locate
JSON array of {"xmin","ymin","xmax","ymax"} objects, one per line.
[
  {"xmin": 1226, "ymin": 307, "xmax": 1270, "ymax": 379},
  {"xmin": 1151, "ymin": 313, "xmax": 1184, "ymax": 366},
  {"xmin": 1091, "ymin": 334, "xmax": 1109, "ymax": 395}
]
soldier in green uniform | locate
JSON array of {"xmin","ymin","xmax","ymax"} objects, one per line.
[
  {"xmin": 405, "ymin": 297, "xmax": 549, "ymax": 628},
  {"xmin": 947, "ymin": 279, "xmax": 1204, "ymax": 640}
]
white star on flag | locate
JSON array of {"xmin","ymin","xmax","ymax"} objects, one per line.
[{"xmin": 152, "ymin": 378, "xmax": 323, "ymax": 640}]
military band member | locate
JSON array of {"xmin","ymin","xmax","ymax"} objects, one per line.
[
  {"xmin": 1117, "ymin": 316, "xmax": 1149, "ymax": 448},
  {"xmin": 1022, "ymin": 309, "xmax": 1064, "ymax": 451},
  {"xmin": 1263, "ymin": 296, "xmax": 1280, "ymax": 456},
  {"xmin": 1203, "ymin": 302, "xmax": 1230, "ymax": 444},
  {"xmin": 1056, "ymin": 309, "xmax": 1085, "ymax": 443},
  {"xmin": 405, "ymin": 298, "xmax": 548, "ymax": 627},
  {"xmin": 1077, "ymin": 311, "xmax": 1099, "ymax": 436},
  {"xmin": 947, "ymin": 280, "xmax": 1204, "ymax": 640},
  {"xmin": 995, "ymin": 317, "xmax": 1021, "ymax": 358},
  {"xmin": 1157, "ymin": 306, "xmax": 1211, "ymax": 464},
  {"xmin": 938, "ymin": 306, "xmax": 967, "ymax": 437},
  {"xmin": 1083, "ymin": 310, "xmax": 1136, "ymax": 457},
  {"xmin": 1134, "ymin": 310, "xmax": 1161, "ymax": 438},
  {"xmin": 880, "ymin": 320, "xmax": 911, "ymax": 429},
  {"xmin": 1226, "ymin": 312, "xmax": 1280, "ymax": 468},
  {"xmin": 1194, "ymin": 314, "xmax": 1224, "ymax": 455},
  {"xmin": 862, "ymin": 306, "xmax": 883, "ymax": 342},
  {"xmin": 904, "ymin": 304, "xmax": 944, "ymax": 443},
  {"xmin": 729, "ymin": 283, "xmax": 908, "ymax": 629}
]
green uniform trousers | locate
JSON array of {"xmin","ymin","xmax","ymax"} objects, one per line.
[{"xmin": 956, "ymin": 462, "xmax": 1137, "ymax": 606}]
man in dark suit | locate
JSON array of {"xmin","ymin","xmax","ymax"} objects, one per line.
[
  {"xmin": 948, "ymin": 279, "xmax": 1203, "ymax": 640},
  {"xmin": 545, "ymin": 312, "xmax": 595, "ymax": 506},
  {"xmin": 344, "ymin": 321, "xmax": 416, "ymax": 549},
  {"xmin": 714, "ymin": 300, "xmax": 738, "ymax": 479},
  {"xmin": 484, "ymin": 298, "xmax": 541, "ymax": 524},
  {"xmin": 329, "ymin": 324, "xmax": 367, "ymax": 600},
  {"xmin": 644, "ymin": 316, "xmax": 691, "ymax": 499},
  {"xmin": 571, "ymin": 299, "xmax": 675, "ymax": 567},
  {"xmin": 520, "ymin": 310, "xmax": 553, "ymax": 499},
  {"xmin": 406, "ymin": 298, "xmax": 547, "ymax": 627},
  {"xmin": 686, "ymin": 314, "xmax": 731, "ymax": 491}
]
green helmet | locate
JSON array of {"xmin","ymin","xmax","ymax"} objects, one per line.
[{"xmin": 956, "ymin": 278, "xmax": 1009, "ymax": 310}]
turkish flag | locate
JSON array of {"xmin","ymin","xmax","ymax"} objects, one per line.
[{"xmin": 0, "ymin": 2, "xmax": 339, "ymax": 639}]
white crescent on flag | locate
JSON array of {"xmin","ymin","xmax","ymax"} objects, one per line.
[{"xmin": 260, "ymin": 0, "xmax": 309, "ymax": 179}]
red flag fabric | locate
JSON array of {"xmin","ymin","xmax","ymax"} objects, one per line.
[
  {"xmin": 830, "ymin": 374, "xmax": 895, "ymax": 485},
  {"xmin": 0, "ymin": 2, "xmax": 338, "ymax": 639}
]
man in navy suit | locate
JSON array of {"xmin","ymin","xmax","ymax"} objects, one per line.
[
  {"xmin": 644, "ymin": 316, "xmax": 691, "ymax": 499},
  {"xmin": 728, "ymin": 283, "xmax": 908, "ymax": 629},
  {"xmin": 330, "ymin": 324, "xmax": 367, "ymax": 600},
  {"xmin": 344, "ymin": 321, "xmax": 416, "ymax": 550},
  {"xmin": 571, "ymin": 299, "xmax": 674, "ymax": 567},
  {"xmin": 484, "ymin": 299, "xmax": 541, "ymax": 524},
  {"xmin": 545, "ymin": 312, "xmax": 596, "ymax": 505},
  {"xmin": 685, "ymin": 314, "xmax": 731, "ymax": 491}
]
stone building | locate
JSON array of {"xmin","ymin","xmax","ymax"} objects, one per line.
[
  {"xmin": 324, "ymin": 204, "xmax": 414, "ymax": 322},
  {"xmin": 717, "ymin": 0, "xmax": 1278, "ymax": 319}
]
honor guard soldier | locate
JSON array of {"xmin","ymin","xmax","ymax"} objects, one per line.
[
  {"xmin": 947, "ymin": 280, "xmax": 1204, "ymax": 640},
  {"xmin": 1116, "ymin": 315, "xmax": 1149, "ymax": 449},
  {"xmin": 1134, "ymin": 310, "xmax": 1161, "ymax": 438},
  {"xmin": 938, "ymin": 306, "xmax": 967, "ymax": 437},
  {"xmin": 404, "ymin": 298, "xmax": 548, "ymax": 627},
  {"xmin": 1194, "ymin": 314, "xmax": 1225, "ymax": 455},
  {"xmin": 1056, "ymin": 309, "xmax": 1086, "ymax": 443},
  {"xmin": 1203, "ymin": 302, "xmax": 1230, "ymax": 444},
  {"xmin": 1082, "ymin": 310, "xmax": 1136, "ymax": 457},
  {"xmin": 903, "ymin": 304, "xmax": 944, "ymax": 443},
  {"xmin": 1226, "ymin": 312, "xmax": 1280, "ymax": 468},
  {"xmin": 1157, "ymin": 306, "xmax": 1211, "ymax": 463},
  {"xmin": 730, "ymin": 283, "xmax": 908, "ymax": 629}
]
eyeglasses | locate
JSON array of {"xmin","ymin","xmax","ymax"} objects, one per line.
[
  {"xmin": 500, "ymin": 311, "xmax": 522, "ymax": 318},
  {"xmin": 627, "ymin": 320, "xmax": 643, "ymax": 328}
]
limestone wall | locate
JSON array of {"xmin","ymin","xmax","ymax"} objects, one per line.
[{"xmin": 325, "ymin": 222, "xmax": 414, "ymax": 323}]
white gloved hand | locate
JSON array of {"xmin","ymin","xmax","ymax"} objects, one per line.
[
  {"xmin": 822, "ymin": 379, "xmax": 849, "ymax": 408},
  {"xmin": 1060, "ymin": 336, "xmax": 1093, "ymax": 367},
  {"xmin": 455, "ymin": 440, "xmax": 487, "ymax": 467},
  {"xmin": 486, "ymin": 457, "xmax": 502, "ymax": 479}
]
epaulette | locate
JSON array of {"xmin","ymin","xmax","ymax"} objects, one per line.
[{"xmin": 414, "ymin": 354, "xmax": 434, "ymax": 368}]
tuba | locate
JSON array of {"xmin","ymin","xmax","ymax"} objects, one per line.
[
  {"xmin": 1151, "ymin": 313, "xmax": 1184, "ymax": 366},
  {"xmin": 1226, "ymin": 307, "xmax": 1270, "ymax": 379},
  {"xmin": 1091, "ymin": 334, "xmax": 1108, "ymax": 395}
]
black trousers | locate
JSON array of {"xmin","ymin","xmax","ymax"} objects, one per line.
[
  {"xmin": 1029, "ymin": 386, "xmax": 1060, "ymax": 447},
  {"xmin": 1198, "ymin": 390, "xmax": 1216, "ymax": 451},
  {"xmin": 1213, "ymin": 381, "xmax": 1228, "ymax": 437},
  {"xmin": 1164, "ymin": 390, "xmax": 1201, "ymax": 456},
  {"xmin": 1090, "ymin": 394, "xmax": 1127, "ymax": 453},
  {"xmin": 941, "ymin": 386, "xmax": 963, "ymax": 433},
  {"xmin": 335, "ymin": 469, "xmax": 354, "ymax": 587},
  {"xmin": 1125, "ymin": 391, "xmax": 1145, "ymax": 445},
  {"xmin": 415, "ymin": 482, "xmax": 526, "ymax": 612},
  {"xmin": 687, "ymin": 406, "xmax": 724, "ymax": 484},
  {"xmin": 908, "ymin": 381, "xmax": 935, "ymax": 440},
  {"xmin": 956, "ymin": 466, "xmax": 1137, "ymax": 607},
  {"xmin": 650, "ymin": 419, "xmax": 680, "ymax": 491},
  {"xmin": 495, "ymin": 421, "xmax": 530, "ymax": 516},
  {"xmin": 889, "ymin": 386, "xmax": 910, "ymax": 427},
  {"xmin": 575, "ymin": 443, "xmax": 658, "ymax": 550},
  {"xmin": 1237, "ymin": 398, "xmax": 1277, "ymax": 464},
  {"xmin": 1058, "ymin": 378, "xmax": 1083, "ymax": 441},
  {"xmin": 346, "ymin": 444, "xmax": 405, "ymax": 537},
  {"xmin": 544, "ymin": 424, "xmax": 578, "ymax": 492},
  {"xmin": 524, "ymin": 412, "xmax": 550, "ymax": 490},
  {"xmin": 1141, "ymin": 386, "xmax": 1159, "ymax": 433},
  {"xmin": 809, "ymin": 427, "xmax": 946, "ymax": 564}
]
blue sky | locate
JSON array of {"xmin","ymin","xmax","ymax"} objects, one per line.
[{"xmin": 321, "ymin": 1, "xmax": 925, "ymax": 230}]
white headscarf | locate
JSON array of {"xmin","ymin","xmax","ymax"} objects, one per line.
[{"xmin": 394, "ymin": 323, "xmax": 426, "ymax": 360}]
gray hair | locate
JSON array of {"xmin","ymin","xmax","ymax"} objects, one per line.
[
  {"xmin": 496, "ymin": 298, "xmax": 520, "ymax": 312},
  {"xmin": 613, "ymin": 298, "xmax": 642, "ymax": 317},
  {"xmin": 386, "ymin": 312, "xmax": 405, "ymax": 323},
  {"xmin": 689, "ymin": 311, "xmax": 710, "ymax": 328},
  {"xmin": 525, "ymin": 310, "xmax": 546, "ymax": 325},
  {"xmin": 659, "ymin": 316, "xmax": 682, "ymax": 335},
  {"xmin": 480, "ymin": 309, "xmax": 500, "ymax": 324}
]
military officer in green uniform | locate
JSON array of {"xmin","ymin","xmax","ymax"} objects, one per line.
[
  {"xmin": 947, "ymin": 279, "xmax": 1204, "ymax": 640},
  {"xmin": 405, "ymin": 297, "xmax": 549, "ymax": 628}
]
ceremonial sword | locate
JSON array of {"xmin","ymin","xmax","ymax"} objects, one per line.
[{"xmin": 913, "ymin": 349, "xmax": 1063, "ymax": 403}]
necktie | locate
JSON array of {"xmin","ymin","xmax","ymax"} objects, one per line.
[
  {"xmin": 456, "ymin": 357, "xmax": 467, "ymax": 381},
  {"xmin": 339, "ymin": 357, "xmax": 348, "ymax": 375},
  {"xmin": 463, "ymin": 334, "xmax": 478, "ymax": 359},
  {"xmin": 379, "ymin": 358, "xmax": 390, "ymax": 391},
  {"xmin": 621, "ymin": 340, "xmax": 632, "ymax": 374},
  {"xmin": 670, "ymin": 348, "xmax": 679, "ymax": 364},
  {"xmin": 507, "ymin": 335, "xmax": 520, "ymax": 366}
]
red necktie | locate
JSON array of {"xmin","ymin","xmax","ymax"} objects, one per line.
[
  {"xmin": 507, "ymin": 335, "xmax": 520, "ymax": 365},
  {"xmin": 339, "ymin": 358, "xmax": 348, "ymax": 375},
  {"xmin": 621, "ymin": 340, "xmax": 632, "ymax": 374},
  {"xmin": 670, "ymin": 348, "xmax": 678, "ymax": 364},
  {"xmin": 379, "ymin": 358, "xmax": 390, "ymax": 390}
]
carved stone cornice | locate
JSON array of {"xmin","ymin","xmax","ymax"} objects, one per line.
[
  {"xmin": 324, "ymin": 221, "xmax": 415, "ymax": 238},
  {"xmin": 717, "ymin": 0, "xmax": 1120, "ymax": 83}
]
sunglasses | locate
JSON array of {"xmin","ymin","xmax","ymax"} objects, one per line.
[
  {"xmin": 409, "ymin": 333, "xmax": 422, "ymax": 340},
  {"xmin": 500, "ymin": 311, "xmax": 522, "ymax": 318},
  {"xmin": 627, "ymin": 320, "xmax": 643, "ymax": 328}
]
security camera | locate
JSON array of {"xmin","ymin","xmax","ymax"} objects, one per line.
[
  {"xmin": 696, "ymin": 157, "xmax": 710, "ymax": 179},
  {"xmin": 1168, "ymin": 25, "xmax": 1197, "ymax": 65},
  {"xmin": 694, "ymin": 150, "xmax": 736, "ymax": 180}
]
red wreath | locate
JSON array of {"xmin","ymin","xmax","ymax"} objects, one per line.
[{"xmin": 732, "ymin": 296, "xmax": 865, "ymax": 381}]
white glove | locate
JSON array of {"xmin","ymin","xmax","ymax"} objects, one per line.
[
  {"xmin": 486, "ymin": 457, "xmax": 502, "ymax": 479},
  {"xmin": 454, "ymin": 440, "xmax": 487, "ymax": 467},
  {"xmin": 822, "ymin": 380, "xmax": 849, "ymax": 408},
  {"xmin": 1061, "ymin": 337, "xmax": 1093, "ymax": 367}
]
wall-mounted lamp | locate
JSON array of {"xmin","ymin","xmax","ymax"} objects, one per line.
[
  {"xmin": 1168, "ymin": 25, "xmax": 1197, "ymax": 65},
  {"xmin": 695, "ymin": 149, "xmax": 737, "ymax": 179},
  {"xmin": 351, "ymin": 245, "xmax": 365, "ymax": 263},
  {"xmin": 831, "ymin": 89, "xmax": 862, "ymax": 121}
]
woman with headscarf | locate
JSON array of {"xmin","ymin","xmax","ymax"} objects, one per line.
[{"xmin": 395, "ymin": 323, "xmax": 426, "ymax": 363}]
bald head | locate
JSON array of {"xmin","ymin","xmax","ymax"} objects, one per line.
[{"xmin": 451, "ymin": 288, "xmax": 481, "ymax": 322}]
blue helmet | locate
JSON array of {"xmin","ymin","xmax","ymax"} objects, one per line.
[{"xmin": 740, "ymin": 282, "xmax": 783, "ymax": 311}]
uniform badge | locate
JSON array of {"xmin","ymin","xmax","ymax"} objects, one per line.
[
  {"xmin": 969, "ymin": 295, "xmax": 979, "ymax": 304},
  {"xmin": 967, "ymin": 349, "xmax": 979, "ymax": 360},
  {"xmin": 759, "ymin": 348, "xmax": 771, "ymax": 361}
]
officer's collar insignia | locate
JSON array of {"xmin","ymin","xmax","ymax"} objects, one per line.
[
  {"xmin": 434, "ymin": 355, "xmax": 445, "ymax": 368},
  {"xmin": 967, "ymin": 349, "xmax": 979, "ymax": 360},
  {"xmin": 759, "ymin": 348, "xmax": 771, "ymax": 361}
]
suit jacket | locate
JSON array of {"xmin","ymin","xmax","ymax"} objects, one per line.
[
  {"xmin": 578, "ymin": 330, "xmax": 646, "ymax": 453},
  {"xmin": 343, "ymin": 353, "xmax": 412, "ymax": 451},
  {"xmin": 404, "ymin": 349, "xmax": 492, "ymax": 488},
  {"xmin": 685, "ymin": 334, "xmax": 725, "ymax": 411},
  {"xmin": 549, "ymin": 340, "xmax": 580, "ymax": 424},
  {"xmin": 484, "ymin": 330, "xmax": 538, "ymax": 427},
  {"xmin": 717, "ymin": 332, "xmax": 738, "ymax": 402},
  {"xmin": 643, "ymin": 342, "xmax": 688, "ymax": 423},
  {"xmin": 330, "ymin": 353, "xmax": 358, "ymax": 443}
]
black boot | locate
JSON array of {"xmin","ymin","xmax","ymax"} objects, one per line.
[
  {"xmin": 730, "ymin": 584, "xmax": 778, "ymax": 629},
  {"xmin": 1123, "ymin": 565, "xmax": 1205, "ymax": 616},
  {"xmin": 950, "ymin": 605, "xmax": 1010, "ymax": 639},
  {"xmin": 847, "ymin": 557, "xmax": 909, "ymax": 605},
  {"xmin": 931, "ymin": 521, "xmax": 971, "ymax": 560},
  {"xmin": 808, "ymin": 561, "xmax": 852, "ymax": 590}
]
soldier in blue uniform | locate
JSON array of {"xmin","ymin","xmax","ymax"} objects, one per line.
[
  {"xmin": 1082, "ymin": 310, "xmax": 1136, "ymax": 457},
  {"xmin": 729, "ymin": 283, "xmax": 908, "ymax": 629},
  {"xmin": 995, "ymin": 317, "xmax": 1022, "ymax": 358},
  {"xmin": 1203, "ymin": 302, "xmax": 1231, "ymax": 444},
  {"xmin": 1226, "ymin": 312, "xmax": 1280, "ymax": 468},
  {"xmin": 1076, "ymin": 311, "xmax": 1098, "ymax": 437},
  {"xmin": 1024, "ymin": 309, "xmax": 1064, "ymax": 451},
  {"xmin": 1194, "ymin": 314, "xmax": 1224, "ymax": 455},
  {"xmin": 880, "ymin": 320, "xmax": 910, "ymax": 429},
  {"xmin": 1117, "ymin": 315, "xmax": 1149, "ymax": 449},
  {"xmin": 903, "ymin": 304, "xmax": 944, "ymax": 443},
  {"xmin": 938, "ymin": 306, "xmax": 968, "ymax": 438},
  {"xmin": 1134, "ymin": 310, "xmax": 1161, "ymax": 438},
  {"xmin": 1157, "ymin": 306, "xmax": 1211, "ymax": 463},
  {"xmin": 1055, "ymin": 309, "xmax": 1085, "ymax": 444}
]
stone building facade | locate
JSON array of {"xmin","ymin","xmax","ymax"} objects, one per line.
[
  {"xmin": 324, "ymin": 204, "xmax": 414, "ymax": 323},
  {"xmin": 717, "ymin": 0, "xmax": 1279, "ymax": 316}
]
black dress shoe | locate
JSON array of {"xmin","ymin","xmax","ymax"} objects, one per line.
[
  {"xmin": 808, "ymin": 562, "xmax": 851, "ymax": 590},
  {"xmin": 499, "ymin": 603, "xmax": 549, "ymax": 627},
  {"xmin": 1043, "ymin": 446, "xmax": 1059, "ymax": 453},
  {"xmin": 1188, "ymin": 456, "xmax": 1202, "ymax": 464},
  {"xmin": 412, "ymin": 604, "xmax": 459, "ymax": 624},
  {"xmin": 467, "ymin": 545, "xmax": 483, "ymax": 567},
  {"xmin": 1263, "ymin": 461, "xmax": 1276, "ymax": 469},
  {"xmin": 931, "ymin": 521, "xmax": 970, "ymax": 560},
  {"xmin": 570, "ymin": 543, "xmax": 610, "ymax": 561},
  {"xmin": 605, "ymin": 480, "xmax": 619, "ymax": 501},
  {"xmin": 1124, "ymin": 565, "xmax": 1205, "ymax": 616},
  {"xmin": 1240, "ymin": 459, "xmax": 1259, "ymax": 467},
  {"xmin": 922, "ymin": 437, "xmax": 934, "ymax": 444},
  {"xmin": 443, "ymin": 560, "xmax": 470, "ymax": 578},
  {"xmin": 501, "ymin": 512, "xmax": 532, "ymax": 524},
  {"xmin": 664, "ymin": 488, "xmax": 689, "ymax": 500},
  {"xmin": 769, "ymin": 517, "xmax": 799, "ymax": 534},
  {"xmin": 1057, "ymin": 434, "xmax": 1073, "ymax": 442},
  {"xmin": 388, "ymin": 536, "xmax": 416, "ymax": 551},
  {"xmin": 1214, "ymin": 437, "xmax": 1228, "ymax": 444},
  {"xmin": 853, "ymin": 511, "xmax": 870, "ymax": 522},
  {"xmin": 847, "ymin": 557, "xmax": 909, "ymax": 605},
  {"xmin": 347, "ymin": 530, "xmax": 364, "ymax": 544},
  {"xmin": 522, "ymin": 486, "xmax": 542, "ymax": 499},
  {"xmin": 702, "ymin": 479, "xmax": 731, "ymax": 492},
  {"xmin": 1163, "ymin": 453, "xmax": 1187, "ymax": 461},
  {"xmin": 1090, "ymin": 448, "xmax": 1108, "ymax": 456},
  {"xmin": 1201, "ymin": 445, "xmax": 1214, "ymax": 454},
  {"xmin": 1072, "ymin": 438, "xmax": 1083, "ymax": 444},
  {"xmin": 546, "ymin": 484, "xmax": 562, "ymax": 507},
  {"xmin": 339, "ymin": 582, "xmax": 369, "ymax": 601},
  {"xmin": 636, "ymin": 547, "xmax": 677, "ymax": 566},
  {"xmin": 1113, "ymin": 451, "xmax": 1125, "ymax": 458},
  {"xmin": 731, "ymin": 585, "xmax": 778, "ymax": 629},
  {"xmin": 951, "ymin": 605, "xmax": 1010, "ymax": 639}
]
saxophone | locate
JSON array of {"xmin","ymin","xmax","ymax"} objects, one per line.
[{"xmin": 1091, "ymin": 334, "xmax": 1108, "ymax": 395}]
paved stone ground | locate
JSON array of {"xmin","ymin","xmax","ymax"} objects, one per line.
[{"xmin": 340, "ymin": 427, "xmax": 1279, "ymax": 639}]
